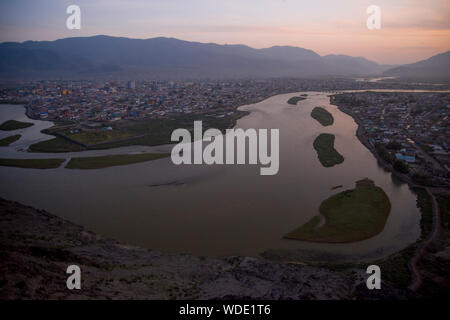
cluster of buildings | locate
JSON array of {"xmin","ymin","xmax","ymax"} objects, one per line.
[
  {"xmin": 2, "ymin": 78, "xmax": 447, "ymax": 124},
  {"xmin": 0, "ymin": 79, "xmax": 312, "ymax": 122},
  {"xmin": 332, "ymin": 92, "xmax": 450, "ymax": 186}
]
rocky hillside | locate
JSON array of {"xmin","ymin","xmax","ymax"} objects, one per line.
[{"xmin": 0, "ymin": 198, "xmax": 405, "ymax": 300}]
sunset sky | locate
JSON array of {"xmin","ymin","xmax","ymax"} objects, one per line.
[{"xmin": 0, "ymin": 0, "xmax": 449, "ymax": 64}]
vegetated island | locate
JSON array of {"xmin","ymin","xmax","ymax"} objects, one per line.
[
  {"xmin": 311, "ymin": 107, "xmax": 334, "ymax": 126},
  {"xmin": 313, "ymin": 133, "xmax": 344, "ymax": 167},
  {"xmin": 285, "ymin": 178, "xmax": 391, "ymax": 243},
  {"xmin": 0, "ymin": 158, "xmax": 65, "ymax": 169},
  {"xmin": 28, "ymin": 136, "xmax": 85, "ymax": 153},
  {"xmin": 287, "ymin": 96, "xmax": 307, "ymax": 105},
  {"xmin": 0, "ymin": 120, "xmax": 34, "ymax": 131},
  {"xmin": 65, "ymin": 153, "xmax": 170, "ymax": 170},
  {"xmin": 0, "ymin": 134, "xmax": 21, "ymax": 146},
  {"xmin": 28, "ymin": 112, "xmax": 248, "ymax": 153}
]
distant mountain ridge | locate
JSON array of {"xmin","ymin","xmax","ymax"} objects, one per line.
[
  {"xmin": 0, "ymin": 35, "xmax": 397, "ymax": 79},
  {"xmin": 383, "ymin": 51, "xmax": 450, "ymax": 81}
]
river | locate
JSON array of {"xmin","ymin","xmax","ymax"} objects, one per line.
[{"xmin": 0, "ymin": 91, "xmax": 424, "ymax": 261}]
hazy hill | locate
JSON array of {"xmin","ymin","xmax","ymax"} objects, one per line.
[
  {"xmin": 323, "ymin": 55, "xmax": 391, "ymax": 75},
  {"xmin": 260, "ymin": 45, "xmax": 321, "ymax": 62},
  {"xmin": 0, "ymin": 35, "xmax": 393, "ymax": 79},
  {"xmin": 383, "ymin": 51, "xmax": 450, "ymax": 82}
]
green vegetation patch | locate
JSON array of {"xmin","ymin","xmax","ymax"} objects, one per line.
[
  {"xmin": 29, "ymin": 137, "xmax": 85, "ymax": 153},
  {"xmin": 0, "ymin": 134, "xmax": 21, "ymax": 146},
  {"xmin": 412, "ymin": 187, "xmax": 434, "ymax": 240},
  {"xmin": 287, "ymin": 216, "xmax": 321, "ymax": 238},
  {"xmin": 285, "ymin": 178, "xmax": 391, "ymax": 243},
  {"xmin": 415, "ymin": 192, "xmax": 450, "ymax": 297},
  {"xmin": 313, "ymin": 133, "xmax": 344, "ymax": 167},
  {"xmin": 29, "ymin": 111, "xmax": 248, "ymax": 153},
  {"xmin": 66, "ymin": 153, "xmax": 170, "ymax": 170},
  {"xmin": 375, "ymin": 246, "xmax": 416, "ymax": 288},
  {"xmin": 311, "ymin": 107, "xmax": 334, "ymax": 126},
  {"xmin": 52, "ymin": 120, "xmax": 76, "ymax": 126},
  {"xmin": 393, "ymin": 159, "xmax": 409, "ymax": 174},
  {"xmin": 66, "ymin": 130, "xmax": 135, "ymax": 145},
  {"xmin": 436, "ymin": 194, "xmax": 450, "ymax": 229},
  {"xmin": 0, "ymin": 158, "xmax": 65, "ymax": 169},
  {"xmin": 0, "ymin": 120, "xmax": 34, "ymax": 131},
  {"xmin": 287, "ymin": 96, "xmax": 306, "ymax": 105},
  {"xmin": 373, "ymin": 188, "xmax": 433, "ymax": 287}
]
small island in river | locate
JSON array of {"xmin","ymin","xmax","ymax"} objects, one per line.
[
  {"xmin": 0, "ymin": 120, "xmax": 34, "ymax": 131},
  {"xmin": 287, "ymin": 96, "xmax": 307, "ymax": 105},
  {"xmin": 285, "ymin": 178, "xmax": 391, "ymax": 243},
  {"xmin": 0, "ymin": 158, "xmax": 65, "ymax": 169},
  {"xmin": 66, "ymin": 152, "xmax": 170, "ymax": 170},
  {"xmin": 311, "ymin": 107, "xmax": 334, "ymax": 126},
  {"xmin": 0, "ymin": 153, "xmax": 169, "ymax": 170},
  {"xmin": 0, "ymin": 134, "xmax": 21, "ymax": 146},
  {"xmin": 313, "ymin": 133, "xmax": 344, "ymax": 167}
]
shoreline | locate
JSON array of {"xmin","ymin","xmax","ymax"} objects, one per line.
[
  {"xmin": 330, "ymin": 99, "xmax": 416, "ymax": 187},
  {"xmin": 329, "ymin": 96, "xmax": 448, "ymax": 293}
]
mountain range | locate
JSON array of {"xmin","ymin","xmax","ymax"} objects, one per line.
[
  {"xmin": 383, "ymin": 51, "xmax": 450, "ymax": 82},
  {"xmin": 0, "ymin": 35, "xmax": 447, "ymax": 80}
]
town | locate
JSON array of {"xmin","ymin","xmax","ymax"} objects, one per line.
[
  {"xmin": 332, "ymin": 91, "xmax": 450, "ymax": 187},
  {"xmin": 1, "ymin": 78, "xmax": 448, "ymax": 123},
  {"xmin": 1, "ymin": 79, "xmax": 449, "ymax": 178}
]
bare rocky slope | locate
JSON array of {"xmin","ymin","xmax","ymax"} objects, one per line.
[{"xmin": 0, "ymin": 198, "xmax": 406, "ymax": 300}]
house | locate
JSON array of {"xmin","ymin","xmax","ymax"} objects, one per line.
[{"xmin": 395, "ymin": 153, "xmax": 416, "ymax": 163}]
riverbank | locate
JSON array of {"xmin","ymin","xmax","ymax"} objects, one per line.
[
  {"xmin": 330, "ymin": 98, "xmax": 417, "ymax": 186},
  {"xmin": 329, "ymin": 95, "xmax": 450, "ymax": 295}
]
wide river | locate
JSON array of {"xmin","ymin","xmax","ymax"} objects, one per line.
[{"xmin": 0, "ymin": 91, "xmax": 424, "ymax": 261}]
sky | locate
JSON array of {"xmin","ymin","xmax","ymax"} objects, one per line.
[{"xmin": 0, "ymin": 0, "xmax": 449, "ymax": 64}]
